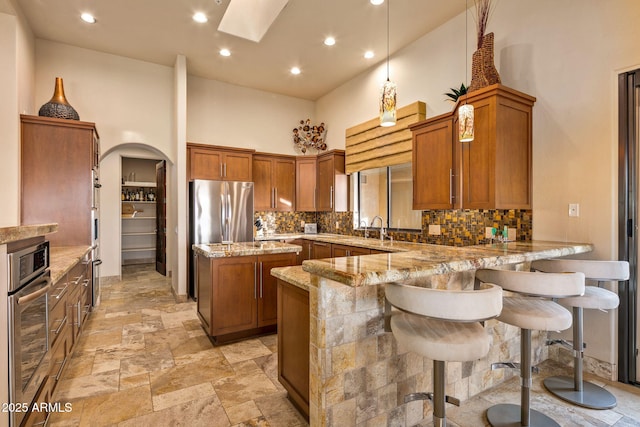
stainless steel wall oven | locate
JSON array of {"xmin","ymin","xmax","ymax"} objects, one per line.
[{"xmin": 7, "ymin": 241, "xmax": 51, "ymax": 427}]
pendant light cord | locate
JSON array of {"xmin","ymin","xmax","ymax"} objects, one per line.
[
  {"xmin": 386, "ymin": 0, "xmax": 390, "ymax": 81},
  {"xmin": 465, "ymin": 0, "xmax": 468, "ymax": 104}
]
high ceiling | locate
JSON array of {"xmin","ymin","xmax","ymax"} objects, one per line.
[{"xmin": 8, "ymin": 0, "xmax": 466, "ymax": 100}]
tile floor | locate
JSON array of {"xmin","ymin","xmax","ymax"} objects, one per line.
[{"xmin": 49, "ymin": 265, "xmax": 640, "ymax": 427}]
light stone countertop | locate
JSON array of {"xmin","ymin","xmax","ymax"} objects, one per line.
[
  {"xmin": 50, "ymin": 246, "xmax": 92, "ymax": 284},
  {"xmin": 193, "ymin": 241, "xmax": 302, "ymax": 258},
  {"xmin": 272, "ymin": 240, "xmax": 593, "ymax": 288},
  {"xmin": 255, "ymin": 232, "xmax": 426, "ymax": 252},
  {"xmin": 0, "ymin": 223, "xmax": 58, "ymax": 245},
  {"xmin": 270, "ymin": 265, "xmax": 311, "ymax": 291}
]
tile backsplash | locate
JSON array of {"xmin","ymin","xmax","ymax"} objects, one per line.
[{"xmin": 255, "ymin": 209, "xmax": 532, "ymax": 246}]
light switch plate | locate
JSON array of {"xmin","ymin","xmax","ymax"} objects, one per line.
[{"xmin": 428, "ymin": 225, "xmax": 441, "ymax": 235}]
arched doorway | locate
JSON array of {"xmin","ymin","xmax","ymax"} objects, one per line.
[{"xmin": 100, "ymin": 143, "xmax": 173, "ymax": 280}]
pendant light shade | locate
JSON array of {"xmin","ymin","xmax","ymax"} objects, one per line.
[
  {"xmin": 379, "ymin": 0, "xmax": 396, "ymax": 127},
  {"xmin": 459, "ymin": 103, "xmax": 474, "ymax": 142},
  {"xmin": 380, "ymin": 79, "xmax": 397, "ymax": 127}
]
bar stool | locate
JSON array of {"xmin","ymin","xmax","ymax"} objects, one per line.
[
  {"xmin": 385, "ymin": 279, "xmax": 503, "ymax": 427},
  {"xmin": 531, "ymin": 259, "xmax": 628, "ymax": 409},
  {"xmin": 475, "ymin": 269, "xmax": 584, "ymax": 427}
]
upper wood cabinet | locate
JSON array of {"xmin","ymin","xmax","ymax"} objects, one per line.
[
  {"xmin": 316, "ymin": 150, "xmax": 347, "ymax": 212},
  {"xmin": 187, "ymin": 143, "xmax": 254, "ymax": 182},
  {"xmin": 296, "ymin": 156, "xmax": 317, "ymax": 212},
  {"xmin": 410, "ymin": 84, "xmax": 536, "ymax": 210},
  {"xmin": 21, "ymin": 115, "xmax": 99, "ymax": 246},
  {"xmin": 253, "ymin": 153, "xmax": 296, "ymax": 211}
]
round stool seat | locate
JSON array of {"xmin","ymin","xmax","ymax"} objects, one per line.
[
  {"xmin": 391, "ymin": 314, "xmax": 490, "ymax": 362},
  {"xmin": 499, "ymin": 296, "xmax": 572, "ymax": 332},
  {"xmin": 559, "ymin": 286, "xmax": 619, "ymax": 310}
]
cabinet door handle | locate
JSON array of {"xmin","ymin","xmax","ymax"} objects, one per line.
[
  {"xmin": 54, "ymin": 357, "xmax": 68, "ymax": 381},
  {"xmin": 254, "ymin": 262, "xmax": 257, "ymax": 299},
  {"xmin": 308, "ymin": 245, "xmax": 311, "ymax": 260},
  {"xmin": 274, "ymin": 188, "xmax": 278, "ymax": 209},
  {"xmin": 314, "ymin": 187, "xmax": 316, "ymax": 210},
  {"xmin": 51, "ymin": 315, "xmax": 67, "ymax": 336},
  {"xmin": 259, "ymin": 261, "xmax": 263, "ymax": 298},
  {"xmin": 220, "ymin": 163, "xmax": 223, "ymax": 178},
  {"xmin": 224, "ymin": 163, "xmax": 227, "ymax": 177},
  {"xmin": 52, "ymin": 284, "xmax": 68, "ymax": 300},
  {"xmin": 449, "ymin": 168, "xmax": 454, "ymax": 205},
  {"xmin": 330, "ymin": 186, "xmax": 333, "ymax": 209}
]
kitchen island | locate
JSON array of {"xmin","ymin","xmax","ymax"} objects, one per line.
[
  {"xmin": 193, "ymin": 241, "xmax": 301, "ymax": 344},
  {"xmin": 271, "ymin": 240, "xmax": 592, "ymax": 426}
]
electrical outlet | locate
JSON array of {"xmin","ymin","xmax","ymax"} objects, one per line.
[
  {"xmin": 428, "ymin": 225, "xmax": 441, "ymax": 235},
  {"xmin": 335, "ymin": 221, "xmax": 339, "ymax": 229},
  {"xmin": 508, "ymin": 228, "xmax": 516, "ymax": 241},
  {"xmin": 568, "ymin": 203, "xmax": 579, "ymax": 217},
  {"xmin": 300, "ymin": 220, "xmax": 305, "ymax": 228},
  {"xmin": 485, "ymin": 227, "xmax": 493, "ymax": 239}
]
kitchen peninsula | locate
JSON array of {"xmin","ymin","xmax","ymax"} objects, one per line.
[
  {"xmin": 272, "ymin": 239, "xmax": 592, "ymax": 426},
  {"xmin": 193, "ymin": 241, "xmax": 301, "ymax": 344}
]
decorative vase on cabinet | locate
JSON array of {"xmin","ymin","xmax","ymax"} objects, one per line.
[{"xmin": 38, "ymin": 77, "xmax": 80, "ymax": 120}]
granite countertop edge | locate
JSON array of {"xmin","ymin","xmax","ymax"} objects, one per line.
[
  {"xmin": 0, "ymin": 223, "xmax": 58, "ymax": 245},
  {"xmin": 299, "ymin": 240, "xmax": 594, "ymax": 287},
  {"xmin": 271, "ymin": 265, "xmax": 310, "ymax": 292},
  {"xmin": 193, "ymin": 241, "xmax": 302, "ymax": 258}
]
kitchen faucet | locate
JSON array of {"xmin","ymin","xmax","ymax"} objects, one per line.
[{"xmin": 370, "ymin": 215, "xmax": 386, "ymax": 241}]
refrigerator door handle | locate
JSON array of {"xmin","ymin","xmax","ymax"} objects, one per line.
[{"xmin": 254, "ymin": 262, "xmax": 257, "ymax": 299}]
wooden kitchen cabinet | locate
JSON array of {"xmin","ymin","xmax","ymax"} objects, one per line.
[
  {"xmin": 332, "ymin": 244, "xmax": 371, "ymax": 257},
  {"xmin": 316, "ymin": 150, "xmax": 348, "ymax": 212},
  {"xmin": 277, "ymin": 279, "xmax": 310, "ymax": 419},
  {"xmin": 410, "ymin": 84, "xmax": 535, "ymax": 210},
  {"xmin": 21, "ymin": 115, "xmax": 99, "ymax": 246},
  {"xmin": 187, "ymin": 143, "xmax": 254, "ymax": 182},
  {"xmin": 289, "ymin": 239, "xmax": 312, "ymax": 264},
  {"xmin": 196, "ymin": 252, "xmax": 297, "ymax": 343},
  {"xmin": 253, "ymin": 153, "xmax": 296, "ymax": 211},
  {"xmin": 411, "ymin": 115, "xmax": 457, "ymax": 210},
  {"xmin": 295, "ymin": 156, "xmax": 317, "ymax": 211},
  {"xmin": 312, "ymin": 241, "xmax": 332, "ymax": 259}
]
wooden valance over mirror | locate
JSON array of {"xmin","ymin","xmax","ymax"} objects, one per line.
[{"xmin": 345, "ymin": 101, "xmax": 426, "ymax": 174}]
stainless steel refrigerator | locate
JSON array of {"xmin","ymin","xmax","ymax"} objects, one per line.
[{"xmin": 189, "ymin": 179, "xmax": 254, "ymax": 298}]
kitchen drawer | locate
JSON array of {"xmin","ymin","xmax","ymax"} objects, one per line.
[
  {"xmin": 49, "ymin": 275, "xmax": 69, "ymax": 310},
  {"xmin": 49, "ymin": 290, "xmax": 68, "ymax": 349},
  {"xmin": 49, "ymin": 325, "xmax": 70, "ymax": 397}
]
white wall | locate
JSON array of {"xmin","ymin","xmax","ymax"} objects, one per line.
[
  {"xmin": 0, "ymin": 10, "xmax": 33, "ymax": 227},
  {"xmin": 187, "ymin": 75, "xmax": 315, "ymax": 154}
]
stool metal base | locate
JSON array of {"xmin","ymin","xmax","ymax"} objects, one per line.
[
  {"xmin": 487, "ymin": 403, "xmax": 560, "ymax": 427},
  {"xmin": 543, "ymin": 375, "xmax": 617, "ymax": 409}
]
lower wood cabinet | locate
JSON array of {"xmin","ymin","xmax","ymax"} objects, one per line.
[
  {"xmin": 196, "ymin": 252, "xmax": 297, "ymax": 343},
  {"xmin": 312, "ymin": 241, "xmax": 331, "ymax": 259},
  {"xmin": 331, "ymin": 244, "xmax": 371, "ymax": 257},
  {"xmin": 288, "ymin": 239, "xmax": 312, "ymax": 264},
  {"xmin": 277, "ymin": 279, "xmax": 310, "ymax": 419}
]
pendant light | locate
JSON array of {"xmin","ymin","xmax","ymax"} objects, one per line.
[
  {"xmin": 380, "ymin": 0, "xmax": 396, "ymax": 127},
  {"xmin": 459, "ymin": 0, "xmax": 474, "ymax": 142}
]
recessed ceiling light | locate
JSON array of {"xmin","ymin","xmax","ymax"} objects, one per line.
[
  {"xmin": 193, "ymin": 12, "xmax": 208, "ymax": 23},
  {"xmin": 290, "ymin": 67, "xmax": 301, "ymax": 75},
  {"xmin": 364, "ymin": 51, "xmax": 374, "ymax": 59},
  {"xmin": 219, "ymin": 48, "xmax": 231, "ymax": 57},
  {"xmin": 324, "ymin": 37, "xmax": 336, "ymax": 46},
  {"xmin": 80, "ymin": 13, "xmax": 96, "ymax": 24},
  {"xmin": 370, "ymin": 0, "xmax": 384, "ymax": 5}
]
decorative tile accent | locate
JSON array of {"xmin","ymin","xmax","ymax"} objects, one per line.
[{"xmin": 255, "ymin": 209, "xmax": 532, "ymax": 246}]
